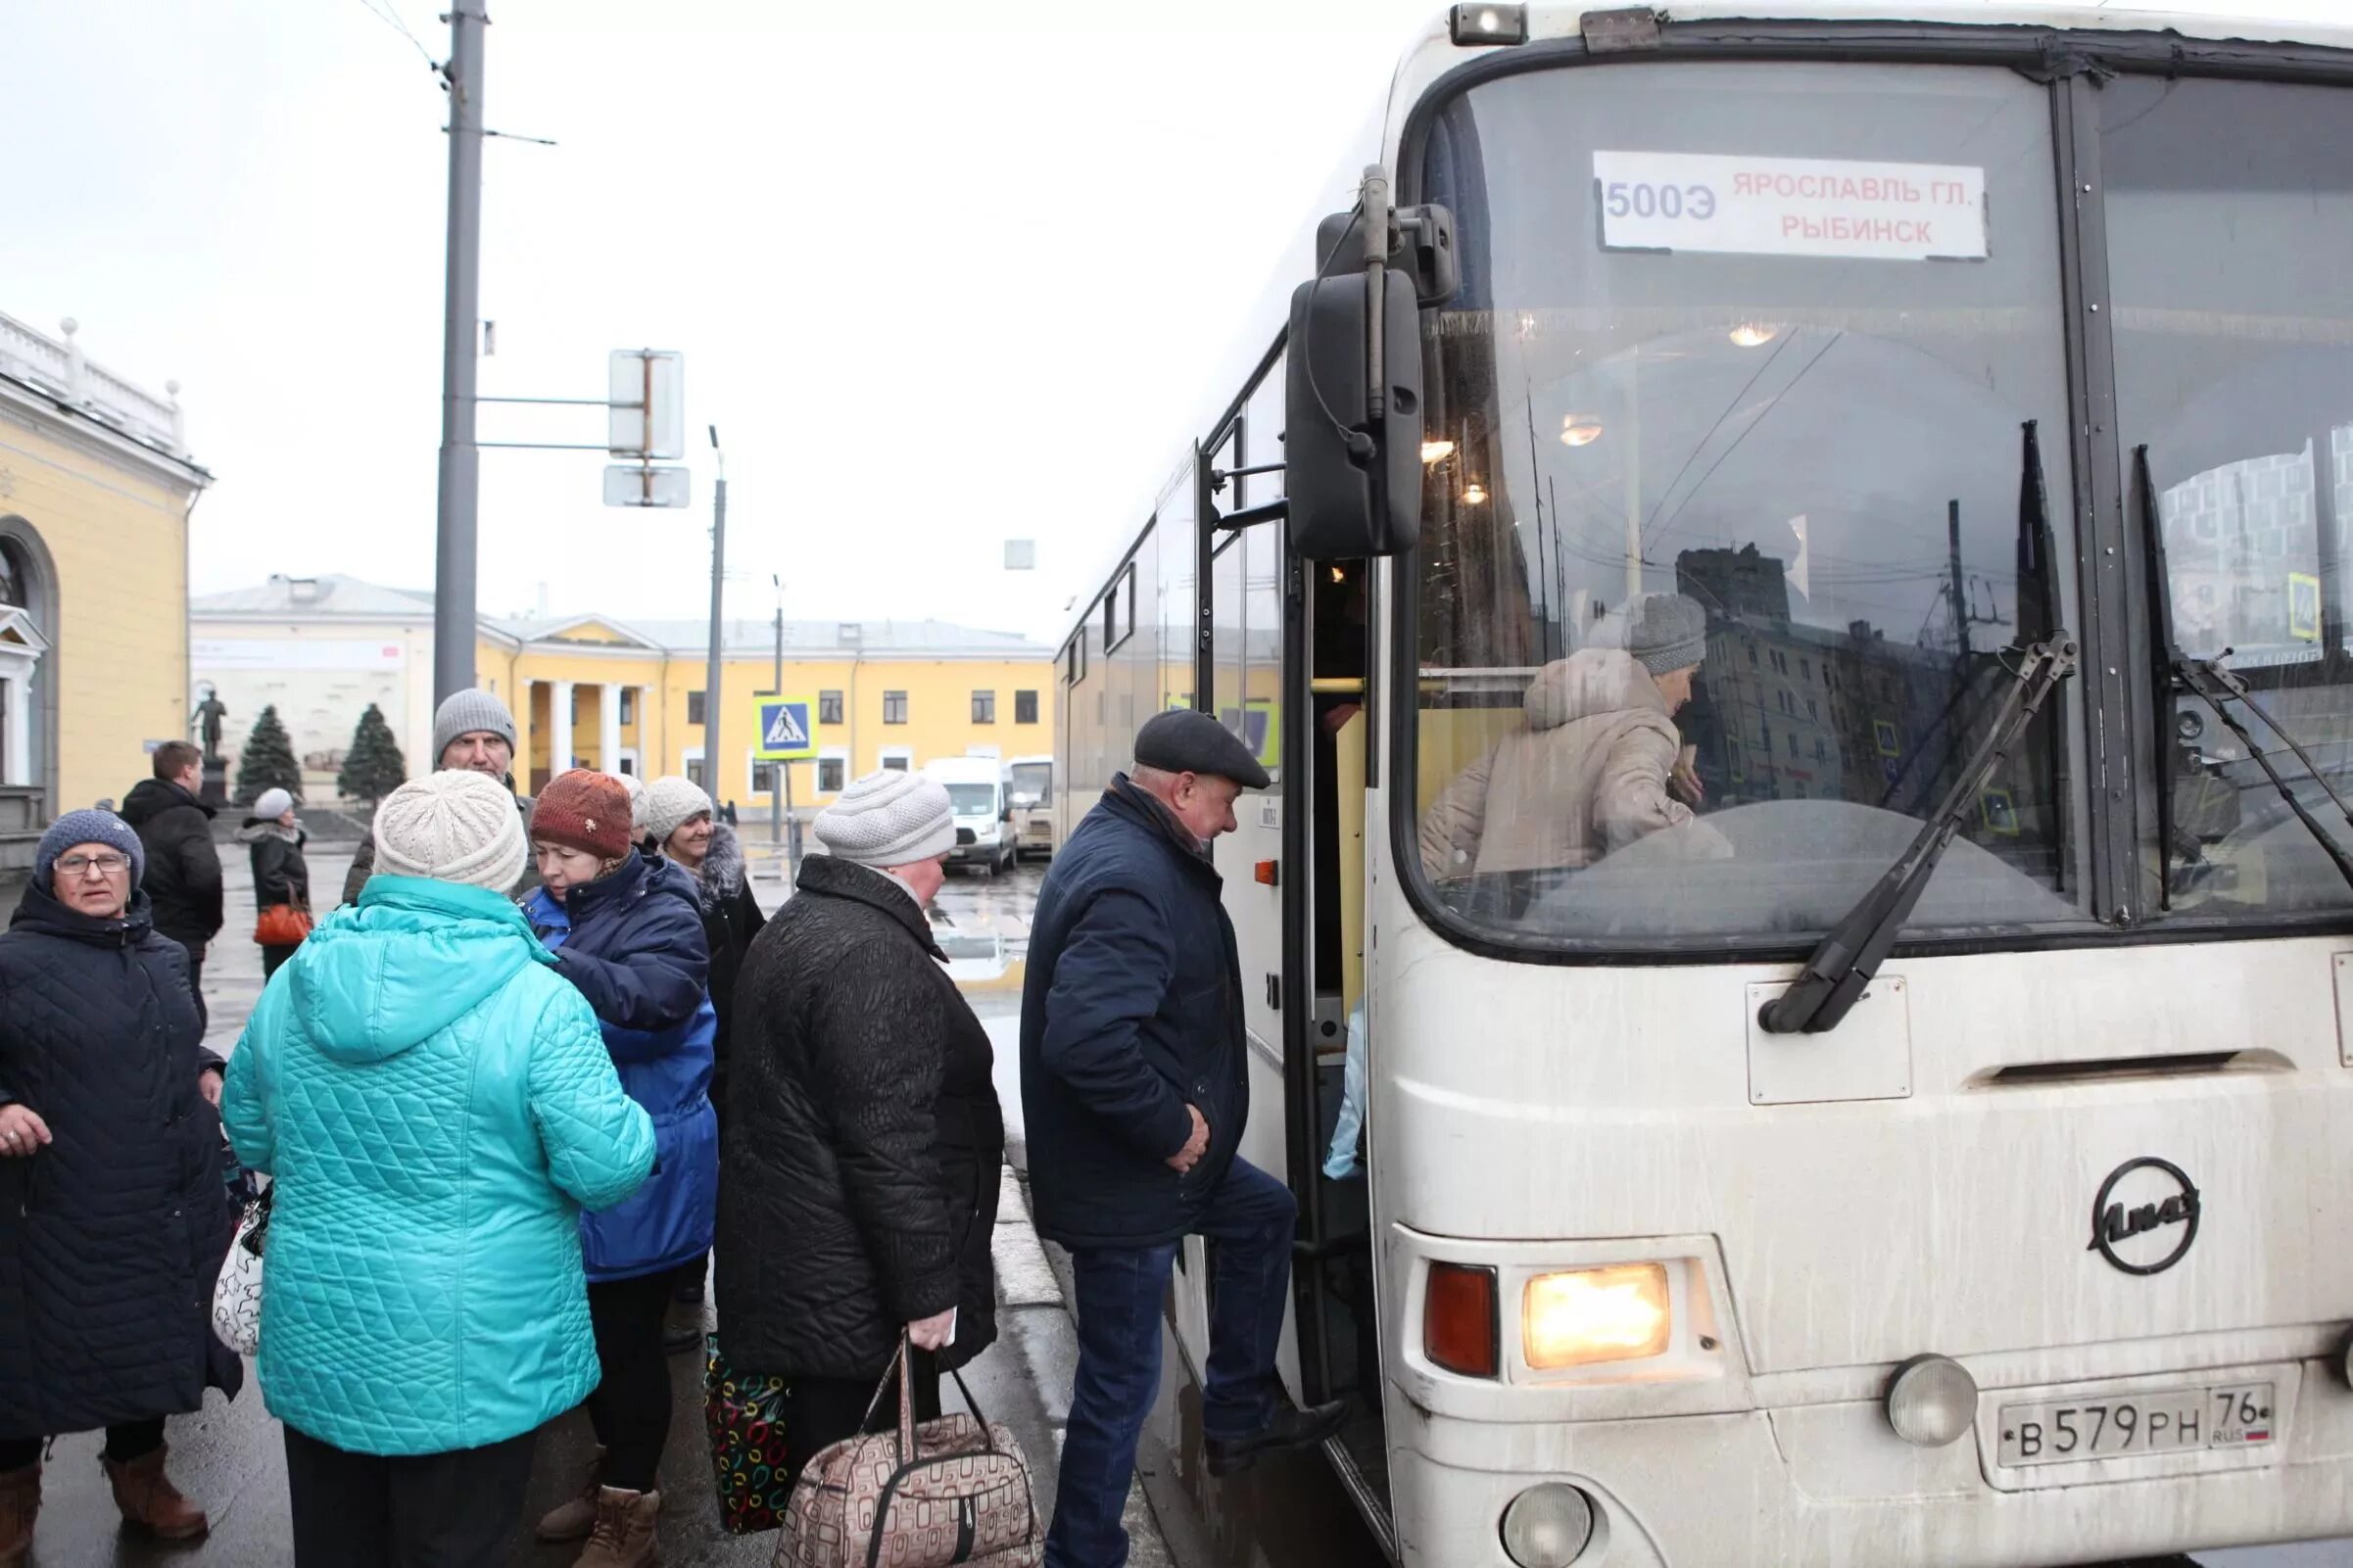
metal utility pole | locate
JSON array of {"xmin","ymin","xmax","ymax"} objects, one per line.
[
  {"xmin": 704, "ymin": 426, "xmax": 726, "ymax": 809},
  {"xmin": 432, "ymin": 0, "xmax": 488, "ymax": 705},
  {"xmin": 1947, "ymin": 499, "xmax": 1970, "ymax": 661}
]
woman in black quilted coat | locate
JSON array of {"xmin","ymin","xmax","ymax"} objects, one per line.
[
  {"xmin": 0, "ymin": 811, "xmax": 241, "ymax": 1562},
  {"xmin": 715, "ymin": 772, "xmax": 1001, "ymax": 1486}
]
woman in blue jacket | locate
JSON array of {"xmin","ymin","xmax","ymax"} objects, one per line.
[
  {"xmin": 521, "ymin": 769, "xmax": 717, "ymax": 1566},
  {"xmin": 222, "ymin": 770, "xmax": 654, "ymax": 1568}
]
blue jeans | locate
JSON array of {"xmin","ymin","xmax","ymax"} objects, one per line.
[{"xmin": 1044, "ymin": 1157, "xmax": 1296, "ymax": 1568}]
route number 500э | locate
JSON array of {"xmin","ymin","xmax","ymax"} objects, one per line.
[{"xmin": 1602, "ymin": 181, "xmax": 1718, "ymax": 220}]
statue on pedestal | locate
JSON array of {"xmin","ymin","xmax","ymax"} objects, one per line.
[{"xmin": 190, "ymin": 684, "xmax": 227, "ymax": 765}]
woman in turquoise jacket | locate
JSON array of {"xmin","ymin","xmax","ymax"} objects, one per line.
[{"xmin": 222, "ymin": 772, "xmax": 653, "ymax": 1568}]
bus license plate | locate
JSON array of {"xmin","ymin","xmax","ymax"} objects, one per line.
[{"xmin": 1996, "ymin": 1382, "xmax": 2277, "ymax": 1467}]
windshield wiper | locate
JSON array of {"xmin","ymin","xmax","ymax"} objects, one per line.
[
  {"xmin": 2135, "ymin": 445, "xmax": 2353, "ymax": 899},
  {"xmin": 1759, "ymin": 633, "xmax": 2077, "ymax": 1035}
]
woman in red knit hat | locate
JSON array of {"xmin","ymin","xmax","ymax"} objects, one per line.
[{"xmin": 521, "ymin": 770, "xmax": 718, "ymax": 1568}]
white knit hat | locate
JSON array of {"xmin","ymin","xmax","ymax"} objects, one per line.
[
  {"xmin": 814, "ymin": 770, "xmax": 955, "ymax": 868},
  {"xmin": 644, "ymin": 775, "xmax": 713, "ymax": 846},
  {"xmin": 617, "ymin": 771, "xmax": 648, "ymax": 836},
  {"xmin": 372, "ymin": 770, "xmax": 527, "ymax": 893},
  {"xmin": 253, "ymin": 787, "xmax": 295, "ymax": 821}
]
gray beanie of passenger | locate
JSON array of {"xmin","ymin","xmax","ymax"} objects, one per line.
[
  {"xmin": 432, "ymin": 689, "xmax": 518, "ymax": 765},
  {"xmin": 1623, "ymin": 593, "xmax": 1708, "ymax": 677},
  {"xmin": 814, "ymin": 770, "xmax": 956, "ymax": 868},
  {"xmin": 36, "ymin": 809, "xmax": 144, "ymax": 887}
]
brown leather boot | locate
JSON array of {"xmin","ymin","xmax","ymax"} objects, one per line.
[
  {"xmin": 102, "ymin": 1445, "xmax": 208, "ymax": 1540},
  {"xmin": 0, "ymin": 1461, "xmax": 38, "ymax": 1568},
  {"xmin": 573, "ymin": 1486, "xmax": 660, "ymax": 1568},
  {"xmin": 535, "ymin": 1446, "xmax": 604, "ymax": 1542}
]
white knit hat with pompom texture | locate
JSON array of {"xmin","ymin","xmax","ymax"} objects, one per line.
[
  {"xmin": 814, "ymin": 770, "xmax": 955, "ymax": 868},
  {"xmin": 373, "ymin": 770, "xmax": 527, "ymax": 892}
]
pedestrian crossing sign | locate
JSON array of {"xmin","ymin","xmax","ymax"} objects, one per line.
[{"xmin": 750, "ymin": 695, "xmax": 818, "ymax": 761}]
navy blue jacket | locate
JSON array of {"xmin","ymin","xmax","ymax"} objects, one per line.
[
  {"xmin": 526, "ymin": 852, "xmax": 717, "ymax": 1282},
  {"xmin": 1021, "ymin": 775, "xmax": 1247, "ymax": 1249}
]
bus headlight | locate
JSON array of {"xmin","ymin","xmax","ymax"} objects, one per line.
[
  {"xmin": 1500, "ymin": 1483, "xmax": 1595, "ymax": 1567},
  {"xmin": 1885, "ymin": 1354, "xmax": 1978, "ymax": 1448},
  {"xmin": 1522, "ymin": 1263, "xmax": 1670, "ymax": 1369}
]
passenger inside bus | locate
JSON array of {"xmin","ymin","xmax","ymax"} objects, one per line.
[{"xmin": 1418, "ymin": 593, "xmax": 1733, "ymax": 879}]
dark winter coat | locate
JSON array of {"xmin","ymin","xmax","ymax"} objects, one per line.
[
  {"xmin": 717, "ymin": 854, "xmax": 1003, "ymax": 1380},
  {"xmin": 343, "ymin": 785, "xmax": 534, "ymax": 906},
  {"xmin": 240, "ymin": 821, "xmax": 312, "ymax": 914},
  {"xmin": 1021, "ymin": 775, "xmax": 1247, "ymax": 1251},
  {"xmin": 120, "ymin": 777, "xmax": 223, "ymax": 952},
  {"xmin": 668, "ymin": 824, "xmax": 765, "ymax": 1120},
  {"xmin": 524, "ymin": 852, "xmax": 717, "ymax": 1282},
  {"xmin": 0, "ymin": 883, "xmax": 241, "ymax": 1440}
]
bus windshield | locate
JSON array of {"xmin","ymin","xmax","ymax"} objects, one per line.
[
  {"xmin": 1008, "ymin": 763, "xmax": 1051, "ymax": 807},
  {"xmin": 1409, "ymin": 59, "xmax": 2096, "ymax": 948}
]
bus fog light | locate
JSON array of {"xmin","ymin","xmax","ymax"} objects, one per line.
[
  {"xmin": 1500, "ymin": 1483, "xmax": 1594, "ymax": 1567},
  {"xmin": 1886, "ymin": 1354, "xmax": 1978, "ymax": 1448},
  {"xmin": 1523, "ymin": 1263, "xmax": 1670, "ymax": 1369}
]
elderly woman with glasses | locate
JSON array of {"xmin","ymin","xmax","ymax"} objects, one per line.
[{"xmin": 0, "ymin": 811, "xmax": 243, "ymax": 1564}]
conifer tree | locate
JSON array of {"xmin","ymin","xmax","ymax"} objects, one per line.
[
  {"xmin": 336, "ymin": 703, "xmax": 408, "ymax": 802},
  {"xmin": 234, "ymin": 704, "xmax": 304, "ymax": 806}
]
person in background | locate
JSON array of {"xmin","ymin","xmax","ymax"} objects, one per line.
[
  {"xmin": 121, "ymin": 739, "xmax": 223, "ymax": 1029},
  {"xmin": 643, "ymin": 775, "xmax": 766, "ymax": 1347},
  {"xmin": 224, "ymin": 771, "xmax": 654, "ymax": 1568},
  {"xmin": 344, "ymin": 690, "xmax": 535, "ymax": 904},
  {"xmin": 523, "ymin": 771, "xmax": 716, "ymax": 1568},
  {"xmin": 1023, "ymin": 710, "xmax": 1345, "ymax": 1568},
  {"xmin": 716, "ymin": 771, "xmax": 1001, "ymax": 1487},
  {"xmin": 1, "ymin": 811, "xmax": 241, "ymax": 1560},
  {"xmin": 240, "ymin": 786, "xmax": 312, "ymax": 979},
  {"xmin": 1418, "ymin": 592, "xmax": 1725, "ymax": 879},
  {"xmin": 618, "ymin": 772, "xmax": 649, "ymax": 851}
]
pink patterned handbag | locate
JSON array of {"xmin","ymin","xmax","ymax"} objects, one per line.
[{"xmin": 777, "ymin": 1337, "xmax": 1042, "ymax": 1568}]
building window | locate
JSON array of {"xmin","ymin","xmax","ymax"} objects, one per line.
[
  {"xmin": 686, "ymin": 757, "xmax": 706, "ymax": 788},
  {"xmin": 819, "ymin": 689, "xmax": 843, "ymax": 725},
  {"xmin": 818, "ymin": 755, "xmax": 845, "ymax": 792},
  {"xmin": 1747, "ymin": 643, "xmax": 1758, "ymax": 668},
  {"xmin": 883, "ymin": 690, "xmax": 909, "ymax": 725},
  {"xmin": 880, "ymin": 748, "xmax": 911, "ymax": 773},
  {"xmin": 751, "ymin": 759, "xmax": 780, "ymax": 795},
  {"xmin": 972, "ymin": 689, "xmax": 996, "ymax": 724},
  {"xmin": 687, "ymin": 690, "xmax": 706, "ymax": 725},
  {"xmin": 1015, "ymin": 689, "xmax": 1038, "ymax": 724},
  {"xmin": 1798, "ymin": 658, "xmax": 1811, "ymax": 683},
  {"xmin": 618, "ymin": 689, "xmax": 636, "ymax": 725}
]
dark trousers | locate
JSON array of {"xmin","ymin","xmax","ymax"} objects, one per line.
[
  {"xmin": 262, "ymin": 943, "xmax": 300, "ymax": 979},
  {"xmin": 282, "ymin": 1424, "xmax": 534, "ymax": 1568},
  {"xmin": 586, "ymin": 1271, "xmax": 674, "ymax": 1493},
  {"xmin": 0, "ymin": 1418, "xmax": 166, "ymax": 1471},
  {"xmin": 783, "ymin": 1350, "xmax": 941, "ymax": 1490},
  {"xmin": 1044, "ymin": 1157, "xmax": 1295, "ymax": 1568}
]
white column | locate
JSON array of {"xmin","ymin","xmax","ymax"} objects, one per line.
[
  {"xmin": 599, "ymin": 682, "xmax": 622, "ymax": 773},
  {"xmin": 1, "ymin": 673, "xmax": 25, "ymax": 787},
  {"xmin": 512, "ymin": 680, "xmax": 535, "ymax": 782},
  {"xmin": 551, "ymin": 680, "xmax": 575, "ymax": 775}
]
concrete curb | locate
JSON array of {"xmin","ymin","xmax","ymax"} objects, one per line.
[{"xmin": 991, "ymin": 1162, "xmax": 1177, "ymax": 1568}]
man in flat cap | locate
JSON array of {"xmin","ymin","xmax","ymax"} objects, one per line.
[{"xmin": 1022, "ymin": 709, "xmax": 1343, "ymax": 1568}]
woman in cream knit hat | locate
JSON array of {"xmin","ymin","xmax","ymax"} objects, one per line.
[{"xmin": 222, "ymin": 770, "xmax": 654, "ymax": 1565}]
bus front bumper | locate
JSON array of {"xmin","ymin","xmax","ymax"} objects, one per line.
[{"xmin": 1388, "ymin": 1354, "xmax": 2353, "ymax": 1567}]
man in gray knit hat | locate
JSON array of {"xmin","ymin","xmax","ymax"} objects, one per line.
[{"xmin": 342, "ymin": 689, "xmax": 537, "ymax": 904}]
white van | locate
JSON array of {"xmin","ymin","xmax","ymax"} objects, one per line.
[{"xmin": 921, "ymin": 756, "xmax": 1011, "ymax": 877}]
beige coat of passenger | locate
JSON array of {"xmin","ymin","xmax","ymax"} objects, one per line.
[{"xmin": 1419, "ymin": 648, "xmax": 1701, "ymax": 879}]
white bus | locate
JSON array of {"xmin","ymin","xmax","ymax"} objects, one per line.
[{"xmin": 1053, "ymin": 4, "xmax": 2353, "ymax": 1564}]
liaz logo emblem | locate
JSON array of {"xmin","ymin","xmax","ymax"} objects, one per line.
[{"xmin": 2088, "ymin": 1157, "xmax": 2201, "ymax": 1276}]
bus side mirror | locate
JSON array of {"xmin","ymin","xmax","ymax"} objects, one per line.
[{"xmin": 1286, "ymin": 265, "xmax": 1422, "ymax": 561}]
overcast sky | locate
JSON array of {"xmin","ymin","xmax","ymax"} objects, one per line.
[
  {"xmin": 7, "ymin": 0, "xmax": 1444, "ymax": 641},
  {"xmin": 8, "ymin": 0, "xmax": 2340, "ymax": 643}
]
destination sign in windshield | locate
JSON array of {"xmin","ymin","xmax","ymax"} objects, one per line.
[{"xmin": 1594, "ymin": 151, "xmax": 1988, "ymax": 261}]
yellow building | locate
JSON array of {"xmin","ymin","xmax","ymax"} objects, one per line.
[
  {"xmin": 0, "ymin": 311, "xmax": 209, "ymax": 858},
  {"xmin": 196, "ymin": 577, "xmax": 1055, "ymax": 811},
  {"xmin": 476, "ymin": 614, "xmax": 1055, "ymax": 810}
]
